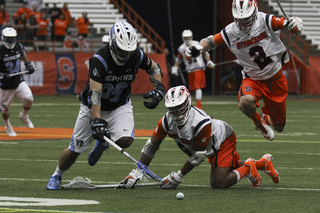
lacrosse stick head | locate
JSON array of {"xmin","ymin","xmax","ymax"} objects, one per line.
[
  {"xmin": 137, "ymin": 162, "xmax": 162, "ymax": 181},
  {"xmin": 60, "ymin": 176, "xmax": 96, "ymax": 190}
]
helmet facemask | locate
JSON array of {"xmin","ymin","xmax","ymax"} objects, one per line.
[
  {"xmin": 232, "ymin": 0, "xmax": 258, "ymax": 34},
  {"xmin": 182, "ymin": 30, "xmax": 193, "ymax": 46},
  {"xmin": 2, "ymin": 27, "xmax": 17, "ymax": 49},
  {"xmin": 109, "ymin": 21, "xmax": 137, "ymax": 66},
  {"xmin": 165, "ymin": 86, "xmax": 192, "ymax": 126}
]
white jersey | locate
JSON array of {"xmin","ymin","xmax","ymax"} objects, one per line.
[
  {"xmin": 221, "ymin": 12, "xmax": 289, "ymax": 80},
  {"xmin": 160, "ymin": 106, "xmax": 234, "ymax": 157},
  {"xmin": 177, "ymin": 40, "xmax": 206, "ymax": 73}
]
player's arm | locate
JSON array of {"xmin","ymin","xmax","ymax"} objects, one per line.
[
  {"xmin": 271, "ymin": 16, "xmax": 303, "ymax": 35},
  {"xmin": 143, "ymin": 59, "xmax": 165, "ymax": 109},
  {"xmin": 89, "ymin": 78, "xmax": 102, "ymax": 118},
  {"xmin": 171, "ymin": 53, "xmax": 181, "ymax": 76},
  {"xmin": 21, "ymin": 49, "xmax": 35, "ymax": 75}
]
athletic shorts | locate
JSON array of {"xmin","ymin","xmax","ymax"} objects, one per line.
[
  {"xmin": 188, "ymin": 69, "xmax": 206, "ymax": 91},
  {"xmin": 0, "ymin": 81, "xmax": 33, "ymax": 113},
  {"xmin": 207, "ymin": 133, "xmax": 241, "ymax": 169},
  {"xmin": 69, "ymin": 100, "xmax": 135, "ymax": 153},
  {"xmin": 238, "ymin": 70, "xmax": 288, "ymax": 127}
]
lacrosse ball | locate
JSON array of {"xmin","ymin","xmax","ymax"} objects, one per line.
[{"xmin": 176, "ymin": 192, "xmax": 184, "ymax": 200}]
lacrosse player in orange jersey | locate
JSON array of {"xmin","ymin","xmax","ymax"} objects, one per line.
[
  {"xmin": 171, "ymin": 30, "xmax": 214, "ymax": 109},
  {"xmin": 119, "ymin": 86, "xmax": 279, "ymax": 189},
  {"xmin": 186, "ymin": 0, "xmax": 303, "ymax": 141}
]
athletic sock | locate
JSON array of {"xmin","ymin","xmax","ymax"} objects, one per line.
[
  {"xmin": 255, "ymin": 160, "xmax": 266, "ymax": 170},
  {"xmin": 196, "ymin": 100, "xmax": 202, "ymax": 109},
  {"xmin": 234, "ymin": 165, "xmax": 250, "ymax": 180},
  {"xmin": 53, "ymin": 165, "xmax": 65, "ymax": 177},
  {"xmin": 252, "ymin": 112, "xmax": 261, "ymax": 123}
]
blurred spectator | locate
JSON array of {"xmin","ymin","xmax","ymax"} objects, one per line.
[
  {"xmin": 76, "ymin": 34, "xmax": 89, "ymax": 49},
  {"xmin": 63, "ymin": 31, "xmax": 74, "ymax": 48},
  {"xmin": 29, "ymin": 4, "xmax": 41, "ymax": 21},
  {"xmin": 61, "ymin": 2, "xmax": 72, "ymax": 30},
  {"xmin": 16, "ymin": 2, "xmax": 32, "ymax": 18},
  {"xmin": 0, "ymin": 4, "xmax": 9, "ymax": 38},
  {"xmin": 36, "ymin": 12, "xmax": 49, "ymax": 41},
  {"xmin": 27, "ymin": 0, "xmax": 44, "ymax": 11},
  {"xmin": 26, "ymin": 13, "xmax": 39, "ymax": 44},
  {"xmin": 74, "ymin": 12, "xmax": 91, "ymax": 38},
  {"xmin": 12, "ymin": 13, "xmax": 28, "ymax": 43},
  {"xmin": 48, "ymin": 3, "xmax": 61, "ymax": 41},
  {"xmin": 54, "ymin": 13, "xmax": 67, "ymax": 41}
]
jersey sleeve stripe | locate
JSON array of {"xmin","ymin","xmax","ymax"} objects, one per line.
[
  {"xmin": 194, "ymin": 118, "xmax": 211, "ymax": 136},
  {"xmin": 135, "ymin": 49, "xmax": 144, "ymax": 73},
  {"xmin": 93, "ymin": 54, "xmax": 108, "ymax": 71},
  {"xmin": 265, "ymin": 14, "xmax": 271, "ymax": 31},
  {"xmin": 222, "ymin": 29, "xmax": 231, "ymax": 47},
  {"xmin": 163, "ymin": 114, "xmax": 170, "ymax": 132}
]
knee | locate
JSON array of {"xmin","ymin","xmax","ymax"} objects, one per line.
[
  {"xmin": 210, "ymin": 181, "xmax": 229, "ymax": 189},
  {"xmin": 273, "ymin": 126, "xmax": 284, "ymax": 132},
  {"xmin": 116, "ymin": 137, "xmax": 133, "ymax": 148},
  {"xmin": 23, "ymin": 96, "xmax": 33, "ymax": 107},
  {"xmin": 238, "ymin": 96, "xmax": 254, "ymax": 111}
]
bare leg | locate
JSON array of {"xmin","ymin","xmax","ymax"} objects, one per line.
[{"xmin": 58, "ymin": 148, "xmax": 80, "ymax": 171}]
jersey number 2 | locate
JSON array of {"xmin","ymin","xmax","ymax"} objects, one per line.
[{"xmin": 249, "ymin": 45, "xmax": 272, "ymax": 70}]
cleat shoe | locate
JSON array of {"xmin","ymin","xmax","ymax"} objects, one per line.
[
  {"xmin": 46, "ymin": 175, "xmax": 62, "ymax": 190},
  {"xmin": 19, "ymin": 112, "xmax": 34, "ymax": 129},
  {"xmin": 260, "ymin": 153, "xmax": 279, "ymax": 183},
  {"xmin": 88, "ymin": 140, "xmax": 109, "ymax": 166},
  {"xmin": 255, "ymin": 120, "xmax": 274, "ymax": 141},
  {"xmin": 5, "ymin": 125, "xmax": 17, "ymax": 137},
  {"xmin": 244, "ymin": 158, "xmax": 261, "ymax": 187}
]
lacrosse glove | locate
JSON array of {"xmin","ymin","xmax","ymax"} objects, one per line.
[
  {"xmin": 25, "ymin": 62, "xmax": 35, "ymax": 74},
  {"xmin": 185, "ymin": 44, "xmax": 203, "ymax": 60},
  {"xmin": 117, "ymin": 169, "xmax": 141, "ymax": 189},
  {"xmin": 90, "ymin": 118, "xmax": 110, "ymax": 142},
  {"xmin": 143, "ymin": 82, "xmax": 165, "ymax": 109},
  {"xmin": 284, "ymin": 17, "xmax": 303, "ymax": 35},
  {"xmin": 160, "ymin": 171, "xmax": 183, "ymax": 189}
]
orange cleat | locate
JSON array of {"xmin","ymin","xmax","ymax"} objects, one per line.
[
  {"xmin": 255, "ymin": 120, "xmax": 274, "ymax": 141},
  {"xmin": 244, "ymin": 158, "xmax": 261, "ymax": 187},
  {"xmin": 260, "ymin": 153, "xmax": 279, "ymax": 183}
]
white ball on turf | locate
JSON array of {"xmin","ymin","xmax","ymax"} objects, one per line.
[{"xmin": 176, "ymin": 192, "xmax": 184, "ymax": 200}]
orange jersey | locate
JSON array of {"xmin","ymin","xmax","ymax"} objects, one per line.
[
  {"xmin": 16, "ymin": 7, "xmax": 32, "ymax": 17},
  {"xmin": 37, "ymin": 19, "xmax": 49, "ymax": 36},
  {"xmin": 74, "ymin": 17, "xmax": 91, "ymax": 34},
  {"xmin": 54, "ymin": 19, "xmax": 67, "ymax": 36},
  {"xmin": 61, "ymin": 8, "xmax": 72, "ymax": 25},
  {"xmin": 0, "ymin": 11, "xmax": 9, "ymax": 25}
]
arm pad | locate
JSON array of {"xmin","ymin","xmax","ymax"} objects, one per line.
[
  {"xmin": 141, "ymin": 138, "xmax": 159, "ymax": 158},
  {"xmin": 200, "ymin": 35, "xmax": 216, "ymax": 50},
  {"xmin": 147, "ymin": 63, "xmax": 163, "ymax": 78}
]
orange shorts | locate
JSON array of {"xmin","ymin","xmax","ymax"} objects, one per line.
[
  {"xmin": 207, "ymin": 133, "xmax": 241, "ymax": 169},
  {"xmin": 188, "ymin": 69, "xmax": 206, "ymax": 91},
  {"xmin": 238, "ymin": 71, "xmax": 288, "ymax": 127}
]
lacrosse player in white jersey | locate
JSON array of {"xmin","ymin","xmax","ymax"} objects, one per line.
[
  {"xmin": 119, "ymin": 86, "xmax": 279, "ymax": 189},
  {"xmin": 171, "ymin": 30, "xmax": 214, "ymax": 109},
  {"xmin": 186, "ymin": 0, "xmax": 303, "ymax": 141}
]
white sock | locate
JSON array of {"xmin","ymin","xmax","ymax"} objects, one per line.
[
  {"xmin": 233, "ymin": 170, "xmax": 241, "ymax": 182},
  {"xmin": 53, "ymin": 165, "xmax": 65, "ymax": 177},
  {"xmin": 4, "ymin": 119, "xmax": 10, "ymax": 127},
  {"xmin": 195, "ymin": 89, "xmax": 202, "ymax": 100}
]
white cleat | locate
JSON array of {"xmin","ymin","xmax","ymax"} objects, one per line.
[
  {"xmin": 255, "ymin": 120, "xmax": 274, "ymax": 141},
  {"xmin": 19, "ymin": 112, "xmax": 34, "ymax": 129},
  {"xmin": 5, "ymin": 125, "xmax": 17, "ymax": 137}
]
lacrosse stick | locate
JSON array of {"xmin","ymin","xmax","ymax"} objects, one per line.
[
  {"xmin": 0, "ymin": 68, "xmax": 38, "ymax": 80},
  {"xmin": 181, "ymin": 59, "xmax": 240, "ymax": 72},
  {"xmin": 103, "ymin": 136, "xmax": 161, "ymax": 181},
  {"xmin": 60, "ymin": 176, "xmax": 161, "ymax": 190},
  {"xmin": 275, "ymin": 0, "xmax": 290, "ymax": 21}
]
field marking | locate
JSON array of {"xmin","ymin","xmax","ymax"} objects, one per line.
[
  {"xmin": 0, "ymin": 196, "xmax": 99, "ymax": 206},
  {"xmin": 0, "ymin": 208, "xmax": 103, "ymax": 213}
]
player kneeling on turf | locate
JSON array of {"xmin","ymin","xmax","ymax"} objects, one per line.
[{"xmin": 119, "ymin": 86, "xmax": 280, "ymax": 189}]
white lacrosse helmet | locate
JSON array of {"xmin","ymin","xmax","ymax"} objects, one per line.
[
  {"xmin": 165, "ymin": 85, "xmax": 192, "ymax": 126},
  {"xmin": 182, "ymin": 29, "xmax": 193, "ymax": 46},
  {"xmin": 2, "ymin": 27, "xmax": 17, "ymax": 49},
  {"xmin": 232, "ymin": 0, "xmax": 258, "ymax": 34},
  {"xmin": 109, "ymin": 21, "xmax": 137, "ymax": 66}
]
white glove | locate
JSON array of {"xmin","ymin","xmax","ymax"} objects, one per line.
[
  {"xmin": 285, "ymin": 17, "xmax": 303, "ymax": 35},
  {"xmin": 117, "ymin": 169, "xmax": 142, "ymax": 189},
  {"xmin": 189, "ymin": 151, "xmax": 207, "ymax": 166},
  {"xmin": 206, "ymin": 60, "xmax": 215, "ymax": 69},
  {"xmin": 160, "ymin": 171, "xmax": 183, "ymax": 189},
  {"xmin": 171, "ymin": 66, "xmax": 179, "ymax": 76},
  {"xmin": 185, "ymin": 44, "xmax": 203, "ymax": 60}
]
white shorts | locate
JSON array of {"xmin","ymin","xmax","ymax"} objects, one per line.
[
  {"xmin": 69, "ymin": 100, "xmax": 135, "ymax": 153},
  {"xmin": 0, "ymin": 81, "xmax": 33, "ymax": 113}
]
